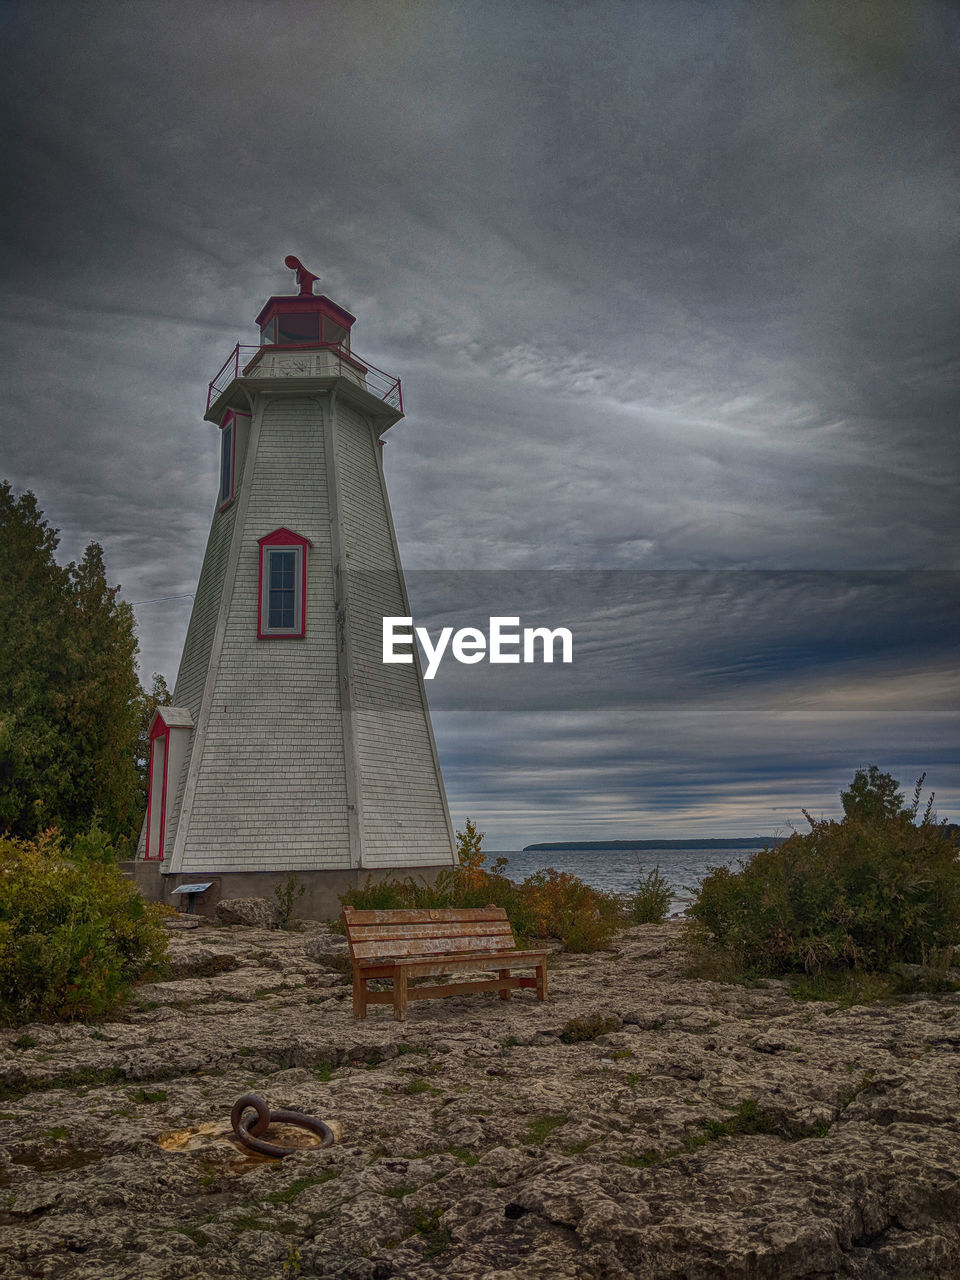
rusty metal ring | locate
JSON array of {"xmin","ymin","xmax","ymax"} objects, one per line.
[
  {"xmin": 231, "ymin": 1092, "xmax": 271, "ymax": 1139},
  {"xmin": 230, "ymin": 1093, "xmax": 335, "ymax": 1158}
]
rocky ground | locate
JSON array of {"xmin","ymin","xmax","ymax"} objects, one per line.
[{"xmin": 2, "ymin": 918, "xmax": 959, "ymax": 1280}]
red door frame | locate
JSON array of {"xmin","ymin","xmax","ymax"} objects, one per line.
[{"xmin": 144, "ymin": 717, "xmax": 170, "ymax": 861}]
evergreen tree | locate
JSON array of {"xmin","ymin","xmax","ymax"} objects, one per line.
[
  {"xmin": 0, "ymin": 482, "xmax": 147, "ymax": 841},
  {"xmin": 63, "ymin": 543, "xmax": 143, "ymax": 838},
  {"xmin": 0, "ymin": 482, "xmax": 69, "ymax": 835}
]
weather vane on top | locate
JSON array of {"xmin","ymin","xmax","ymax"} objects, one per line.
[{"xmin": 284, "ymin": 255, "xmax": 319, "ymax": 297}]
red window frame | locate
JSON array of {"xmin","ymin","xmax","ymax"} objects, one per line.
[
  {"xmin": 257, "ymin": 527, "xmax": 312, "ymax": 639},
  {"xmin": 217, "ymin": 409, "xmax": 250, "ymax": 511}
]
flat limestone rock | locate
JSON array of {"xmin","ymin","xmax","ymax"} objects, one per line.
[
  {"xmin": 303, "ymin": 927, "xmax": 350, "ymax": 963},
  {"xmin": 215, "ymin": 896, "xmax": 282, "ymax": 929},
  {"xmin": 163, "ymin": 913, "xmax": 200, "ymax": 929},
  {"xmin": 2, "ymin": 921, "xmax": 959, "ymax": 1279}
]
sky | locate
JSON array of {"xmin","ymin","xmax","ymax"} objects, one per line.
[{"xmin": 2, "ymin": 0, "xmax": 957, "ymax": 845}]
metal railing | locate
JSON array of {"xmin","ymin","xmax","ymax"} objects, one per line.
[{"xmin": 206, "ymin": 342, "xmax": 403, "ymax": 414}]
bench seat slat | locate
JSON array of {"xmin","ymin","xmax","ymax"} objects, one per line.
[
  {"xmin": 351, "ymin": 934, "xmax": 517, "ymax": 959},
  {"xmin": 348, "ymin": 921, "xmax": 514, "ymax": 941},
  {"xmin": 357, "ymin": 949, "xmax": 545, "ymax": 978},
  {"xmin": 343, "ymin": 907, "xmax": 508, "ymax": 925}
]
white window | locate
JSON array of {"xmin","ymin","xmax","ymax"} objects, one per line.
[{"xmin": 257, "ymin": 528, "xmax": 310, "ymax": 638}]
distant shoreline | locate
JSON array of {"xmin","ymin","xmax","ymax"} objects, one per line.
[{"xmin": 520, "ymin": 837, "xmax": 785, "ymax": 852}]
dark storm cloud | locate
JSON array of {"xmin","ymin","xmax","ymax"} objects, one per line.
[{"xmin": 2, "ymin": 0, "xmax": 957, "ymax": 842}]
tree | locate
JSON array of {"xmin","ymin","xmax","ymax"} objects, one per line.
[
  {"xmin": 0, "ymin": 482, "xmax": 148, "ymax": 842},
  {"xmin": 62, "ymin": 542, "xmax": 144, "ymax": 839},
  {"xmin": 0, "ymin": 482, "xmax": 70, "ymax": 835},
  {"xmin": 840, "ymin": 765, "xmax": 908, "ymax": 824}
]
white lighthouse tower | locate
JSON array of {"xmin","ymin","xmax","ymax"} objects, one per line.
[{"xmin": 136, "ymin": 258, "xmax": 457, "ymax": 915}]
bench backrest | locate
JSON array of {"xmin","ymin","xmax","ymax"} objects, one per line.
[{"xmin": 341, "ymin": 906, "xmax": 516, "ymax": 961}]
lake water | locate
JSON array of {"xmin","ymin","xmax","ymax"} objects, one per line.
[{"xmin": 489, "ymin": 847, "xmax": 753, "ymax": 915}]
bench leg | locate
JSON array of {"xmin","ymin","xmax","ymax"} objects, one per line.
[
  {"xmin": 536, "ymin": 960, "xmax": 548, "ymax": 1002},
  {"xmin": 352, "ymin": 967, "xmax": 367, "ymax": 1020},
  {"xmin": 498, "ymin": 969, "xmax": 512, "ymax": 999},
  {"xmin": 393, "ymin": 968, "xmax": 408, "ymax": 1021}
]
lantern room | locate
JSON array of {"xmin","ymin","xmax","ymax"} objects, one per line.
[
  {"xmin": 254, "ymin": 253, "xmax": 355, "ymax": 350},
  {"xmin": 255, "ymin": 293, "xmax": 355, "ymax": 350},
  {"xmin": 204, "ymin": 255, "xmax": 403, "ymax": 419}
]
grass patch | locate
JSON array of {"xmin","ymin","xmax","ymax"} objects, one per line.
[
  {"xmin": 131, "ymin": 1088, "xmax": 167, "ymax": 1104},
  {"xmin": 404, "ymin": 1078, "xmax": 441, "ymax": 1096},
  {"xmin": 0, "ymin": 1063, "xmax": 136, "ymax": 1103},
  {"xmin": 619, "ymin": 1150, "xmax": 661, "ymax": 1168},
  {"xmin": 620, "ymin": 1098, "xmax": 829, "ymax": 1170},
  {"xmin": 174, "ymin": 1226, "xmax": 209, "ymax": 1248},
  {"xmin": 231, "ymin": 1214, "xmax": 271, "ymax": 1234},
  {"xmin": 560, "ymin": 1014, "xmax": 619, "ymax": 1044},
  {"xmin": 791, "ymin": 966, "xmax": 960, "ymax": 1007},
  {"xmin": 384, "ymin": 1184, "xmax": 415, "ymax": 1199},
  {"xmin": 264, "ymin": 1170, "xmax": 340, "ymax": 1204},
  {"xmin": 450, "ymin": 1147, "xmax": 480, "ymax": 1166},
  {"xmin": 523, "ymin": 1112, "xmax": 569, "ymax": 1144},
  {"xmin": 560, "ymin": 1138, "xmax": 596, "ymax": 1154},
  {"xmin": 408, "ymin": 1206, "xmax": 451, "ymax": 1259},
  {"xmin": 12, "ymin": 1034, "xmax": 38, "ymax": 1050}
]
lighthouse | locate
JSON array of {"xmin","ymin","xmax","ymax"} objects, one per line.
[{"xmin": 135, "ymin": 258, "xmax": 458, "ymax": 915}]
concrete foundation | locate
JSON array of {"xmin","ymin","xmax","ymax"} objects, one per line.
[{"xmin": 119, "ymin": 860, "xmax": 454, "ymax": 923}]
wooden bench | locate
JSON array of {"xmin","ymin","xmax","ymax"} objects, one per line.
[{"xmin": 342, "ymin": 905, "xmax": 549, "ymax": 1021}]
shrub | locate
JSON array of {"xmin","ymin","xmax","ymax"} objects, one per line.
[
  {"xmin": 338, "ymin": 819, "xmax": 620, "ymax": 952},
  {"xmin": 522, "ymin": 868, "xmax": 621, "ymax": 951},
  {"xmin": 0, "ymin": 830, "xmax": 169, "ymax": 1025},
  {"xmin": 685, "ymin": 769, "xmax": 960, "ymax": 978},
  {"xmin": 69, "ymin": 819, "xmax": 119, "ymax": 865},
  {"xmin": 626, "ymin": 864, "xmax": 672, "ymax": 924},
  {"xmin": 274, "ymin": 874, "xmax": 305, "ymax": 928}
]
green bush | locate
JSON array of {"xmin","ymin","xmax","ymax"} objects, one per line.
[
  {"xmin": 338, "ymin": 819, "xmax": 621, "ymax": 952},
  {"xmin": 626, "ymin": 864, "xmax": 672, "ymax": 924},
  {"xmin": 685, "ymin": 769, "xmax": 960, "ymax": 978},
  {"xmin": 0, "ymin": 830, "xmax": 169, "ymax": 1025},
  {"xmin": 521, "ymin": 867, "xmax": 621, "ymax": 951}
]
